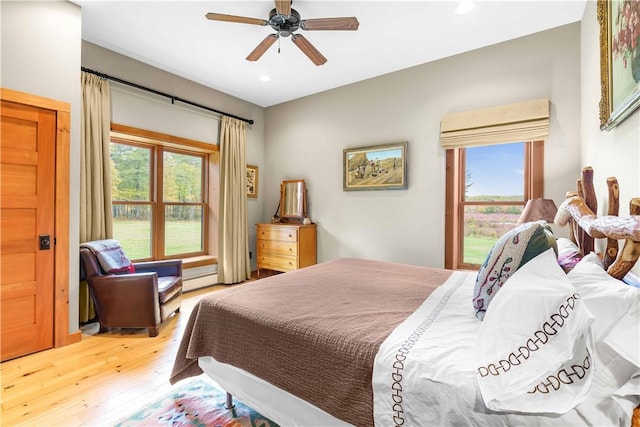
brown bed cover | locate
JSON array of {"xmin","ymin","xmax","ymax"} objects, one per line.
[{"xmin": 170, "ymin": 257, "xmax": 452, "ymax": 426}]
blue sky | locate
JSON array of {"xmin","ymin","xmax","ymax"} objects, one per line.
[
  {"xmin": 465, "ymin": 143, "xmax": 524, "ymax": 197},
  {"xmin": 364, "ymin": 148, "xmax": 402, "ymax": 161}
]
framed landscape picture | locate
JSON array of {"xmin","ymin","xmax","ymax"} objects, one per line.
[
  {"xmin": 246, "ymin": 164, "xmax": 258, "ymax": 198},
  {"xmin": 599, "ymin": 0, "xmax": 640, "ymax": 130},
  {"xmin": 343, "ymin": 142, "xmax": 407, "ymax": 191}
]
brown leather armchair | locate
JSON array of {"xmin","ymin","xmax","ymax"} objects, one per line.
[{"xmin": 79, "ymin": 247, "xmax": 183, "ymax": 337}]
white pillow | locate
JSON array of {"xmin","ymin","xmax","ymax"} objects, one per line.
[
  {"xmin": 571, "ymin": 340, "xmax": 640, "ymax": 427},
  {"xmin": 603, "ymin": 302, "xmax": 640, "ymax": 369},
  {"xmin": 475, "ymin": 248, "xmax": 595, "ymax": 414},
  {"xmin": 566, "ymin": 253, "xmax": 640, "ymax": 421},
  {"xmin": 567, "ymin": 253, "xmax": 640, "ymax": 344}
]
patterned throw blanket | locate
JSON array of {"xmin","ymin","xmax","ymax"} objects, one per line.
[{"xmin": 80, "ymin": 239, "xmax": 135, "ymax": 273}]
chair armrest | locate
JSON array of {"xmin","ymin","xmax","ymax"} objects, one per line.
[
  {"xmin": 134, "ymin": 259, "xmax": 182, "ymax": 277},
  {"xmin": 89, "ymin": 272, "xmax": 161, "ymax": 328},
  {"xmin": 91, "ymin": 272, "xmax": 158, "ymax": 293}
]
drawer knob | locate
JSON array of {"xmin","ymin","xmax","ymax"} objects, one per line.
[{"xmin": 288, "ymin": 234, "xmax": 292, "ymax": 238}]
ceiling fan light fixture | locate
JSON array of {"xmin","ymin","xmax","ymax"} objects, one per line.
[
  {"xmin": 268, "ymin": 8, "xmax": 301, "ymax": 36},
  {"xmin": 259, "ymin": 75, "xmax": 271, "ymax": 82},
  {"xmin": 206, "ymin": 0, "xmax": 358, "ymax": 66}
]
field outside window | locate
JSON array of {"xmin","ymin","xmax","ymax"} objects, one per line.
[{"xmin": 461, "ymin": 143, "xmax": 525, "ymax": 266}]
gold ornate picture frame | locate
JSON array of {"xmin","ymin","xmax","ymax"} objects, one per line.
[
  {"xmin": 343, "ymin": 142, "xmax": 408, "ymax": 191},
  {"xmin": 599, "ymin": 0, "xmax": 640, "ymax": 130},
  {"xmin": 246, "ymin": 164, "xmax": 258, "ymax": 198}
]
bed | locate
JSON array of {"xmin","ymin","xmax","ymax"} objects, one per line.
[{"xmin": 170, "ymin": 167, "xmax": 640, "ymax": 426}]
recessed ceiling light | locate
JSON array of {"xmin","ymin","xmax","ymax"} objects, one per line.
[
  {"xmin": 455, "ymin": 1, "xmax": 476, "ymax": 15},
  {"xmin": 259, "ymin": 75, "xmax": 271, "ymax": 82}
]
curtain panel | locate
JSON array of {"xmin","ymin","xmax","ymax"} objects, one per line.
[
  {"xmin": 218, "ymin": 116, "xmax": 251, "ymax": 284},
  {"xmin": 80, "ymin": 71, "xmax": 113, "ymax": 242},
  {"xmin": 79, "ymin": 71, "xmax": 113, "ymax": 322},
  {"xmin": 440, "ymin": 98, "xmax": 550, "ymax": 149}
]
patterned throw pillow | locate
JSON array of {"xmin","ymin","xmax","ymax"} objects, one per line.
[{"xmin": 473, "ymin": 221, "xmax": 557, "ymax": 320}]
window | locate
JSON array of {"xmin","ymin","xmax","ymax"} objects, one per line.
[
  {"xmin": 110, "ymin": 142, "xmax": 153, "ymax": 259},
  {"xmin": 162, "ymin": 151, "xmax": 206, "ymax": 257},
  {"xmin": 445, "ymin": 141, "xmax": 543, "ymax": 270},
  {"xmin": 110, "ymin": 125, "xmax": 215, "ymax": 262}
]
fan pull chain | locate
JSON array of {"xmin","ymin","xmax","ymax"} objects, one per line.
[{"xmin": 278, "ymin": 35, "xmax": 281, "ymax": 54}]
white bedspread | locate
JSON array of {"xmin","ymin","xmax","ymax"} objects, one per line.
[{"xmin": 372, "ymin": 270, "xmax": 636, "ymax": 427}]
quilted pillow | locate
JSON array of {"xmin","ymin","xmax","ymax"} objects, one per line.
[{"xmin": 473, "ymin": 221, "xmax": 557, "ymax": 320}]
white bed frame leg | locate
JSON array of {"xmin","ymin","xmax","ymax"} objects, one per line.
[{"xmin": 225, "ymin": 391, "xmax": 234, "ymax": 409}]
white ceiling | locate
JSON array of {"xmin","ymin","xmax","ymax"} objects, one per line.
[{"xmin": 76, "ymin": 1, "xmax": 587, "ymax": 108}]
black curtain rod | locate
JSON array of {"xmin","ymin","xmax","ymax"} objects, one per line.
[{"xmin": 81, "ymin": 67, "xmax": 254, "ymax": 125}]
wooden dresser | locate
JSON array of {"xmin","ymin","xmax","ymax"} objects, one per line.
[{"xmin": 256, "ymin": 223, "xmax": 317, "ymax": 275}]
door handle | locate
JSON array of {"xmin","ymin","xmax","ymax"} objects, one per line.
[{"xmin": 39, "ymin": 234, "xmax": 50, "ymax": 250}]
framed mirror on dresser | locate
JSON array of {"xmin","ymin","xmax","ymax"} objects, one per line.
[
  {"xmin": 256, "ymin": 180, "xmax": 317, "ymax": 276},
  {"xmin": 280, "ymin": 179, "xmax": 307, "ymax": 220}
]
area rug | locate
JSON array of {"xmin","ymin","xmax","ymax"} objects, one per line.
[{"xmin": 115, "ymin": 377, "xmax": 279, "ymax": 426}]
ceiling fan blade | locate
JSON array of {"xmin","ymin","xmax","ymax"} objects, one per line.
[
  {"xmin": 300, "ymin": 17, "xmax": 359, "ymax": 31},
  {"xmin": 246, "ymin": 34, "xmax": 278, "ymax": 61},
  {"xmin": 291, "ymin": 34, "xmax": 327, "ymax": 66},
  {"xmin": 205, "ymin": 13, "xmax": 267, "ymax": 26},
  {"xmin": 275, "ymin": 0, "xmax": 291, "ymax": 17}
]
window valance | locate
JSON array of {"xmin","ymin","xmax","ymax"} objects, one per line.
[{"xmin": 440, "ymin": 98, "xmax": 549, "ymax": 149}]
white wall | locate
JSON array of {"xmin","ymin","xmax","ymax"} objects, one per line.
[
  {"xmin": 109, "ymin": 83, "xmax": 221, "ymax": 144},
  {"xmin": 1, "ymin": 1, "xmax": 82, "ymax": 333},
  {"xmin": 264, "ymin": 23, "xmax": 583, "ymax": 268}
]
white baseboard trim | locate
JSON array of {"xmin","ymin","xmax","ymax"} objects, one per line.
[{"xmin": 183, "ymin": 274, "xmax": 218, "ymax": 292}]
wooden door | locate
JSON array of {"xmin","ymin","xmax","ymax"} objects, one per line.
[{"xmin": 1, "ymin": 100, "xmax": 56, "ymax": 361}]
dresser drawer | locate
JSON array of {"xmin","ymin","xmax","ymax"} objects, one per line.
[
  {"xmin": 255, "ymin": 223, "xmax": 316, "ymax": 275},
  {"xmin": 257, "ymin": 239, "xmax": 298, "ymax": 256},
  {"xmin": 257, "ymin": 254, "xmax": 297, "ymax": 272},
  {"xmin": 257, "ymin": 225, "xmax": 298, "ymax": 242}
]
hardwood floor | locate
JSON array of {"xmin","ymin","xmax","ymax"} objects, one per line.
[{"xmin": 0, "ymin": 281, "xmax": 254, "ymax": 426}]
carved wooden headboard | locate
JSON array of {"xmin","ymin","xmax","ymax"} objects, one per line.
[{"xmin": 555, "ymin": 166, "xmax": 640, "ymax": 279}]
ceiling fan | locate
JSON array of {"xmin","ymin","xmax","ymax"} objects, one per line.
[{"xmin": 205, "ymin": 0, "xmax": 359, "ymax": 66}]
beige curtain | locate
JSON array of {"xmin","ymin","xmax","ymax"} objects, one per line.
[
  {"xmin": 440, "ymin": 98, "xmax": 550, "ymax": 149},
  {"xmin": 79, "ymin": 71, "xmax": 112, "ymax": 322},
  {"xmin": 218, "ymin": 116, "xmax": 251, "ymax": 284}
]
